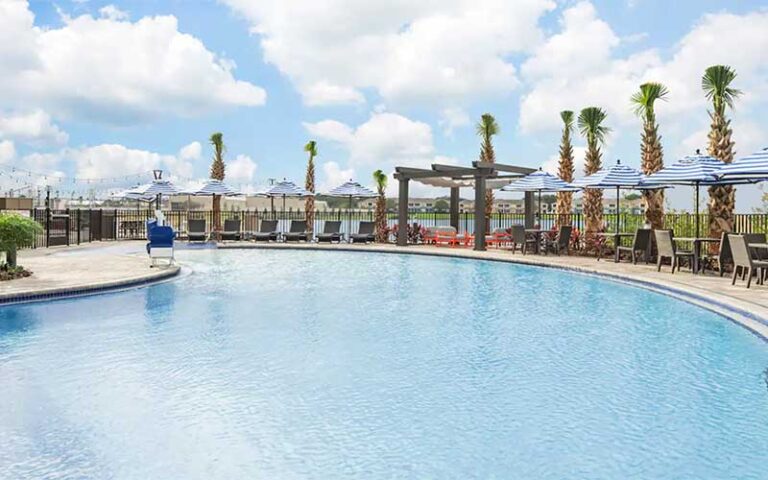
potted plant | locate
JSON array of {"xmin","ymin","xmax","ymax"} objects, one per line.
[{"xmin": 0, "ymin": 213, "xmax": 42, "ymax": 280}]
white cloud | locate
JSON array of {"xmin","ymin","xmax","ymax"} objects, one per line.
[
  {"xmin": 438, "ymin": 107, "xmax": 470, "ymax": 136},
  {"xmin": 0, "ymin": 110, "xmax": 68, "ymax": 146},
  {"xmin": 227, "ymin": 154, "xmax": 258, "ymax": 184},
  {"xmin": 178, "ymin": 141, "xmax": 202, "ymax": 161},
  {"xmin": 303, "ymin": 120, "xmax": 354, "ymax": 144},
  {"xmin": 99, "ymin": 4, "xmax": 129, "ymax": 21},
  {"xmin": 225, "ymin": 0, "xmax": 555, "ymax": 106},
  {"xmin": 541, "ymin": 146, "xmax": 587, "ymax": 178},
  {"xmin": 319, "ymin": 161, "xmax": 356, "ymax": 193},
  {"xmin": 0, "ymin": 140, "xmax": 15, "ymax": 164},
  {"xmin": 519, "ymin": 3, "xmax": 768, "ymax": 133},
  {"xmin": 0, "ymin": 1, "xmax": 266, "ymax": 124}
]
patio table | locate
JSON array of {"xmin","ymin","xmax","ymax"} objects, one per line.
[
  {"xmin": 673, "ymin": 237, "xmax": 720, "ymax": 274},
  {"xmin": 596, "ymin": 232, "xmax": 635, "ymax": 263},
  {"xmin": 525, "ymin": 229, "xmax": 542, "ymax": 254}
]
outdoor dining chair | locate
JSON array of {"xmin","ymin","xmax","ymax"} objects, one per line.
[
  {"xmin": 654, "ymin": 229, "xmax": 694, "ymax": 274},
  {"xmin": 542, "ymin": 225, "xmax": 572, "ymax": 255},
  {"xmin": 616, "ymin": 228, "xmax": 651, "ymax": 264},
  {"xmin": 728, "ymin": 234, "xmax": 768, "ymax": 288},
  {"xmin": 509, "ymin": 225, "xmax": 536, "ymax": 254}
]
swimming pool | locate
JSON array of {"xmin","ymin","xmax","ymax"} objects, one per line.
[{"xmin": 1, "ymin": 249, "xmax": 767, "ymax": 479}]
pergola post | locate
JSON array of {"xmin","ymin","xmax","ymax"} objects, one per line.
[
  {"xmin": 474, "ymin": 175, "xmax": 486, "ymax": 251},
  {"xmin": 397, "ymin": 178, "xmax": 409, "ymax": 246},
  {"xmin": 524, "ymin": 191, "xmax": 535, "ymax": 228},
  {"xmin": 449, "ymin": 187, "xmax": 460, "ymax": 230}
]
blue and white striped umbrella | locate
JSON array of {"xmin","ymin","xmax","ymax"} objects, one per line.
[
  {"xmin": 325, "ymin": 180, "xmax": 377, "ymax": 198},
  {"xmin": 573, "ymin": 160, "xmax": 648, "ymax": 188},
  {"xmin": 257, "ymin": 180, "xmax": 313, "ymax": 198},
  {"xmin": 718, "ymin": 147, "xmax": 768, "ymax": 181},
  {"xmin": 643, "ymin": 152, "xmax": 727, "ymax": 186},
  {"xmin": 186, "ymin": 179, "xmax": 241, "ymax": 196},
  {"xmin": 501, "ymin": 169, "xmax": 580, "ymax": 193},
  {"xmin": 117, "ymin": 180, "xmax": 180, "ymax": 205}
]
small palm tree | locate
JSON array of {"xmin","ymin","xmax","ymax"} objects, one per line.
[
  {"xmin": 578, "ymin": 107, "xmax": 610, "ymax": 252},
  {"xmin": 631, "ymin": 82, "xmax": 669, "ymax": 229},
  {"xmin": 555, "ymin": 110, "xmax": 575, "ymax": 225},
  {"xmin": 476, "ymin": 113, "xmax": 499, "ymax": 231},
  {"xmin": 372, "ymin": 169, "xmax": 388, "ymax": 242},
  {"xmin": 209, "ymin": 132, "xmax": 226, "ymax": 239},
  {"xmin": 304, "ymin": 140, "xmax": 317, "ymax": 233},
  {"xmin": 703, "ymin": 65, "xmax": 741, "ymax": 238}
]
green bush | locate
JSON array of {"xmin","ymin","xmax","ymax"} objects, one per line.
[{"xmin": 0, "ymin": 213, "xmax": 42, "ymax": 268}]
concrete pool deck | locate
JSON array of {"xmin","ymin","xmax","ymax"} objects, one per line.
[
  {"xmin": 2, "ymin": 242, "xmax": 179, "ymax": 304},
  {"xmin": 2, "ymin": 241, "xmax": 767, "ymax": 339}
]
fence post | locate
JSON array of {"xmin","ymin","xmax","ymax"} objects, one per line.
[{"xmin": 76, "ymin": 209, "xmax": 81, "ymax": 245}]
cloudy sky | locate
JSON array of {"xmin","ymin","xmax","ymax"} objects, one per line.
[{"xmin": 1, "ymin": 0, "xmax": 767, "ymax": 209}]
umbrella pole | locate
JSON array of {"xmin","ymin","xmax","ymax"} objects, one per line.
[
  {"xmin": 349, "ymin": 195, "xmax": 353, "ymax": 237},
  {"xmin": 616, "ymin": 186, "xmax": 620, "ymax": 235},
  {"xmin": 695, "ymin": 182, "xmax": 700, "ymax": 238},
  {"xmin": 537, "ymin": 190, "xmax": 541, "ymax": 226}
]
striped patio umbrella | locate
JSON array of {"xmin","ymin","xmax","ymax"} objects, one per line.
[
  {"xmin": 256, "ymin": 180, "xmax": 313, "ymax": 211},
  {"xmin": 120, "ymin": 179, "xmax": 181, "ymax": 209},
  {"xmin": 185, "ymin": 179, "xmax": 241, "ymax": 196},
  {"xmin": 324, "ymin": 180, "xmax": 378, "ymax": 233},
  {"xmin": 644, "ymin": 151, "xmax": 751, "ymax": 237},
  {"xmin": 501, "ymin": 169, "xmax": 580, "ymax": 219},
  {"xmin": 718, "ymin": 147, "xmax": 768, "ymax": 181},
  {"xmin": 573, "ymin": 160, "xmax": 649, "ymax": 234}
]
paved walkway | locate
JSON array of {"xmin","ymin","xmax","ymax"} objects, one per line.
[{"xmin": 2, "ymin": 242, "xmax": 179, "ymax": 302}]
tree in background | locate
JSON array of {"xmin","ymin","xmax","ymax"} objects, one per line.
[
  {"xmin": 555, "ymin": 110, "xmax": 575, "ymax": 225},
  {"xmin": 304, "ymin": 140, "xmax": 317, "ymax": 233},
  {"xmin": 209, "ymin": 132, "xmax": 226, "ymax": 239},
  {"xmin": 703, "ymin": 65, "xmax": 741, "ymax": 239},
  {"xmin": 578, "ymin": 107, "xmax": 610, "ymax": 252},
  {"xmin": 0, "ymin": 213, "xmax": 42, "ymax": 270},
  {"xmin": 373, "ymin": 169, "xmax": 388, "ymax": 242},
  {"xmin": 631, "ymin": 82, "xmax": 669, "ymax": 229},
  {"xmin": 476, "ymin": 113, "xmax": 499, "ymax": 231}
]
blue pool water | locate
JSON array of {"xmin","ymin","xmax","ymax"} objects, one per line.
[{"xmin": 1, "ymin": 250, "xmax": 767, "ymax": 479}]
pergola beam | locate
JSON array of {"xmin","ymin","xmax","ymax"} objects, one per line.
[{"xmin": 473, "ymin": 161, "xmax": 536, "ymax": 175}]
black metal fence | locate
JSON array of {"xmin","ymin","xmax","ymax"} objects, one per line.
[{"xmin": 15, "ymin": 208, "xmax": 768, "ymax": 249}]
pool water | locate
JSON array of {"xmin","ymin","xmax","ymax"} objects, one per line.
[{"xmin": 1, "ymin": 250, "xmax": 767, "ymax": 479}]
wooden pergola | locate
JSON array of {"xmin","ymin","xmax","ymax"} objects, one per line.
[{"xmin": 393, "ymin": 161, "xmax": 537, "ymax": 251}]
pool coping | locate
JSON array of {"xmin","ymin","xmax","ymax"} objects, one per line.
[
  {"xmin": 216, "ymin": 242, "xmax": 768, "ymax": 341},
  {"xmin": 0, "ymin": 264, "xmax": 180, "ymax": 306}
]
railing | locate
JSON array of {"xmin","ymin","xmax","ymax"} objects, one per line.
[{"xmin": 15, "ymin": 208, "xmax": 768, "ymax": 249}]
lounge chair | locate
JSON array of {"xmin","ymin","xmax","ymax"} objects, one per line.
[
  {"xmin": 221, "ymin": 219, "xmax": 241, "ymax": 241},
  {"xmin": 350, "ymin": 221, "xmax": 375, "ymax": 243},
  {"xmin": 146, "ymin": 219, "xmax": 175, "ymax": 267},
  {"xmin": 426, "ymin": 226, "xmax": 470, "ymax": 247},
  {"xmin": 316, "ymin": 221, "xmax": 343, "ymax": 243},
  {"xmin": 616, "ymin": 228, "xmax": 651, "ymax": 264},
  {"xmin": 187, "ymin": 219, "xmax": 207, "ymax": 242},
  {"xmin": 729, "ymin": 234, "xmax": 768, "ymax": 288},
  {"xmin": 509, "ymin": 225, "xmax": 536, "ymax": 254},
  {"xmin": 252, "ymin": 220, "xmax": 280, "ymax": 242},
  {"xmin": 654, "ymin": 229, "xmax": 694, "ymax": 273},
  {"xmin": 543, "ymin": 225, "xmax": 572, "ymax": 255},
  {"xmin": 284, "ymin": 220, "xmax": 309, "ymax": 242},
  {"xmin": 486, "ymin": 228, "xmax": 511, "ymax": 248}
]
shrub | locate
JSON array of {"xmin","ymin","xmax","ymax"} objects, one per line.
[{"xmin": 0, "ymin": 213, "xmax": 42, "ymax": 268}]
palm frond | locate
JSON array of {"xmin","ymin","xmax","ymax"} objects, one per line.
[
  {"xmin": 560, "ymin": 110, "xmax": 575, "ymax": 131},
  {"xmin": 304, "ymin": 140, "xmax": 318, "ymax": 157},
  {"xmin": 577, "ymin": 107, "xmax": 610, "ymax": 144},
  {"xmin": 372, "ymin": 169, "xmax": 388, "ymax": 192},
  {"xmin": 475, "ymin": 113, "xmax": 499, "ymax": 139},
  {"xmin": 702, "ymin": 65, "xmax": 742, "ymax": 114},
  {"xmin": 631, "ymin": 82, "xmax": 669, "ymax": 120}
]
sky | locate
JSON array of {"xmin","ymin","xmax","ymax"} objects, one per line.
[{"xmin": 1, "ymin": 0, "xmax": 767, "ymax": 210}]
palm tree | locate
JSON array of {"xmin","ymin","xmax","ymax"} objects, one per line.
[
  {"xmin": 476, "ymin": 113, "xmax": 499, "ymax": 231},
  {"xmin": 577, "ymin": 107, "xmax": 610, "ymax": 252},
  {"xmin": 703, "ymin": 65, "xmax": 741, "ymax": 239},
  {"xmin": 555, "ymin": 110, "xmax": 575, "ymax": 225},
  {"xmin": 209, "ymin": 132, "xmax": 226, "ymax": 239},
  {"xmin": 304, "ymin": 140, "xmax": 317, "ymax": 233},
  {"xmin": 631, "ymin": 82, "xmax": 669, "ymax": 229},
  {"xmin": 373, "ymin": 169, "xmax": 388, "ymax": 242}
]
